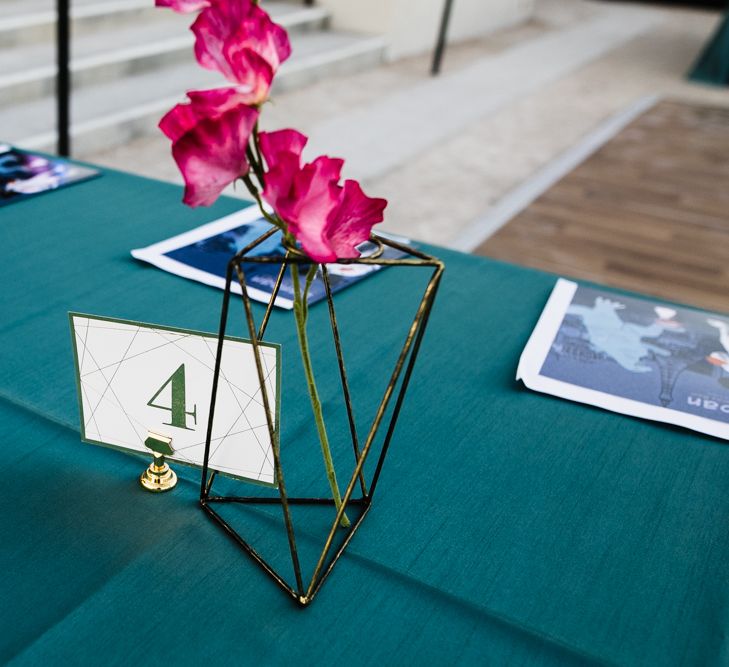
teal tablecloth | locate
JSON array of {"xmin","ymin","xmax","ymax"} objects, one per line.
[
  {"xmin": 1, "ymin": 168, "xmax": 727, "ymax": 666},
  {"xmin": 690, "ymin": 10, "xmax": 729, "ymax": 86}
]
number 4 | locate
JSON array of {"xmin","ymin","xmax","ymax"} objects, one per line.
[{"xmin": 147, "ymin": 364, "xmax": 197, "ymax": 431}]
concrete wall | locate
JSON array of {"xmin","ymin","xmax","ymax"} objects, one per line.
[{"xmin": 316, "ymin": 0, "xmax": 536, "ymax": 60}]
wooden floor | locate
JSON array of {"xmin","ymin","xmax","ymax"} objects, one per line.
[{"xmin": 477, "ymin": 100, "xmax": 729, "ymax": 312}]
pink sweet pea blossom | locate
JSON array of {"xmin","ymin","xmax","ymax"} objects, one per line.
[
  {"xmin": 259, "ymin": 129, "xmax": 387, "ymax": 263},
  {"xmin": 160, "ymin": 88, "xmax": 259, "ymax": 207},
  {"xmin": 155, "ymin": 0, "xmax": 210, "ymax": 13},
  {"xmin": 191, "ymin": 0, "xmax": 291, "ymax": 104}
]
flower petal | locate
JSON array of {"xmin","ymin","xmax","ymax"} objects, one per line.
[
  {"xmin": 191, "ymin": 0, "xmax": 290, "ymax": 100},
  {"xmin": 288, "ymin": 157, "xmax": 343, "ymax": 223},
  {"xmin": 159, "ymin": 102, "xmax": 200, "ymax": 142},
  {"xmin": 260, "ymin": 129, "xmax": 308, "ymax": 213},
  {"xmin": 268, "ymin": 21, "xmax": 292, "ymax": 67},
  {"xmin": 186, "ymin": 86, "xmax": 257, "ymax": 114},
  {"xmin": 191, "ymin": 2, "xmax": 245, "ymax": 79},
  {"xmin": 259, "ymin": 129, "xmax": 307, "ymax": 165},
  {"xmin": 159, "ymin": 87, "xmax": 254, "ymax": 141},
  {"xmin": 155, "ymin": 0, "xmax": 210, "ymax": 13},
  {"xmin": 171, "ymin": 103, "xmax": 259, "ymax": 207},
  {"xmin": 220, "ymin": 45, "xmax": 274, "ymax": 105},
  {"xmin": 325, "ymin": 180, "xmax": 388, "ymax": 258},
  {"xmin": 259, "ymin": 129, "xmax": 386, "ymax": 262},
  {"xmin": 282, "ymin": 157, "xmax": 344, "ymax": 262}
]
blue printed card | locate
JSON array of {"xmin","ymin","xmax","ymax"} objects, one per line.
[
  {"xmin": 0, "ymin": 144, "xmax": 98, "ymax": 206},
  {"xmin": 518, "ymin": 278, "xmax": 729, "ymax": 440},
  {"xmin": 132, "ymin": 205, "xmax": 406, "ymax": 309}
]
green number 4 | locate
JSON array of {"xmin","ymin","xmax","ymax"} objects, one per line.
[{"xmin": 147, "ymin": 364, "xmax": 197, "ymax": 431}]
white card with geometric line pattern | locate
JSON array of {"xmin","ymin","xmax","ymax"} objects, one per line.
[{"xmin": 69, "ymin": 313, "xmax": 280, "ymax": 486}]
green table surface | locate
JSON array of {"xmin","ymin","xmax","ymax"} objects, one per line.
[
  {"xmin": 689, "ymin": 10, "xmax": 729, "ymax": 86},
  {"xmin": 1, "ymin": 167, "xmax": 727, "ymax": 666}
]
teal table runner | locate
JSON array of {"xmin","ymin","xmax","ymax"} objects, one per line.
[{"xmin": 1, "ymin": 168, "xmax": 727, "ymax": 665}]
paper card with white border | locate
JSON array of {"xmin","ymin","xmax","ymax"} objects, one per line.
[
  {"xmin": 518, "ymin": 278, "xmax": 729, "ymax": 441},
  {"xmin": 69, "ymin": 313, "xmax": 280, "ymax": 486},
  {"xmin": 130, "ymin": 206, "xmax": 410, "ymax": 310}
]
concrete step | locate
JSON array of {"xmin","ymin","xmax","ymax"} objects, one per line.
[
  {"xmin": 0, "ymin": 3, "xmax": 330, "ymax": 107},
  {"xmin": 0, "ymin": 0, "xmax": 120, "ymax": 16},
  {"xmin": 3, "ymin": 32, "xmax": 386, "ymax": 156},
  {"xmin": 0, "ymin": 0, "xmax": 328, "ymax": 48},
  {"xmin": 0, "ymin": 0, "xmax": 169, "ymax": 48}
]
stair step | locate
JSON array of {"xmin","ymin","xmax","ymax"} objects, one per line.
[
  {"xmin": 0, "ymin": 0, "xmax": 132, "ymax": 20},
  {"xmin": 0, "ymin": 3, "xmax": 330, "ymax": 107},
  {"xmin": 0, "ymin": 1, "xmax": 329, "ymax": 48},
  {"xmin": 3, "ymin": 32, "xmax": 385, "ymax": 155},
  {"xmin": 0, "ymin": 1, "xmax": 166, "ymax": 47}
]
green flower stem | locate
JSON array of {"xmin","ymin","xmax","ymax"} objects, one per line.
[
  {"xmin": 241, "ymin": 174, "xmax": 282, "ymax": 229},
  {"xmin": 240, "ymin": 143, "xmax": 349, "ymax": 529},
  {"xmin": 291, "ymin": 264, "xmax": 350, "ymax": 528},
  {"xmin": 252, "ymin": 123, "xmax": 264, "ymax": 172},
  {"xmin": 245, "ymin": 144, "xmax": 266, "ymax": 190}
]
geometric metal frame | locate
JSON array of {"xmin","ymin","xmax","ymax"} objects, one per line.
[{"xmin": 199, "ymin": 229, "xmax": 445, "ymax": 606}]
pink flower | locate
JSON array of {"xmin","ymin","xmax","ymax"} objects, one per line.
[
  {"xmin": 259, "ymin": 129, "xmax": 387, "ymax": 262},
  {"xmin": 191, "ymin": 0, "xmax": 291, "ymax": 104},
  {"xmin": 155, "ymin": 0, "xmax": 210, "ymax": 13},
  {"xmin": 160, "ymin": 88, "xmax": 259, "ymax": 207}
]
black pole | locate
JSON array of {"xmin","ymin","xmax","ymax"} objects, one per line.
[
  {"xmin": 431, "ymin": 0, "xmax": 454, "ymax": 76},
  {"xmin": 57, "ymin": 0, "xmax": 71, "ymax": 156}
]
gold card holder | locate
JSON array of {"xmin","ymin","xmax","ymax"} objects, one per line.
[{"xmin": 140, "ymin": 431, "xmax": 177, "ymax": 492}]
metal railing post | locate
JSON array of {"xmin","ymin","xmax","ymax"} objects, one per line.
[
  {"xmin": 57, "ymin": 0, "xmax": 71, "ymax": 156},
  {"xmin": 431, "ymin": 0, "xmax": 454, "ymax": 76}
]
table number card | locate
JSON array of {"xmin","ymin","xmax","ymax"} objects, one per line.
[{"xmin": 69, "ymin": 313, "xmax": 279, "ymax": 485}]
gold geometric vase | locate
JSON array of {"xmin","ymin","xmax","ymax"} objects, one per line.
[{"xmin": 199, "ymin": 228, "xmax": 444, "ymax": 606}]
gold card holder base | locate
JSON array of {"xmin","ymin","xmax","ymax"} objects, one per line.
[
  {"xmin": 140, "ymin": 455, "xmax": 177, "ymax": 492},
  {"xmin": 140, "ymin": 432, "xmax": 177, "ymax": 493}
]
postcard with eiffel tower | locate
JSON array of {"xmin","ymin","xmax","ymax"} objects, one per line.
[{"xmin": 518, "ymin": 278, "xmax": 729, "ymax": 442}]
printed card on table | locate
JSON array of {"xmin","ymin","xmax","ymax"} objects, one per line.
[
  {"xmin": 518, "ymin": 278, "xmax": 729, "ymax": 441},
  {"xmin": 69, "ymin": 313, "xmax": 279, "ymax": 485},
  {"xmin": 131, "ymin": 206, "xmax": 408, "ymax": 310},
  {"xmin": 1, "ymin": 144, "xmax": 99, "ymax": 206}
]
